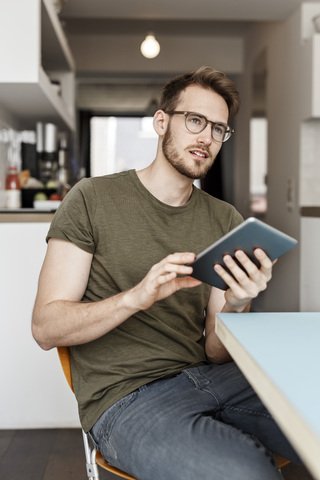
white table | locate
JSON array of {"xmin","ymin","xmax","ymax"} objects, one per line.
[{"xmin": 215, "ymin": 312, "xmax": 320, "ymax": 480}]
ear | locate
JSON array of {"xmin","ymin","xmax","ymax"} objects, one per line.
[{"xmin": 153, "ymin": 110, "xmax": 169, "ymax": 136}]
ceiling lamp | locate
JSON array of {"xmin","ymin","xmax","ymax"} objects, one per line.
[{"xmin": 140, "ymin": 33, "xmax": 160, "ymax": 59}]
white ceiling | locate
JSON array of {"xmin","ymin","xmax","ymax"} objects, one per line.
[
  {"xmin": 61, "ymin": 0, "xmax": 319, "ymax": 22},
  {"xmin": 59, "ymin": 0, "xmax": 320, "ymax": 99},
  {"xmin": 60, "ymin": 0, "xmax": 320, "ymax": 40}
]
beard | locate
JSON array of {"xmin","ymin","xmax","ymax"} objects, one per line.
[{"xmin": 162, "ymin": 125, "xmax": 214, "ymax": 180}]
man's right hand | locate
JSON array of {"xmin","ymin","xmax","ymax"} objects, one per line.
[{"xmin": 129, "ymin": 252, "xmax": 202, "ymax": 311}]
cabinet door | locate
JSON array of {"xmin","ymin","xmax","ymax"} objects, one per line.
[
  {"xmin": 0, "ymin": 222, "xmax": 80, "ymax": 428},
  {"xmin": 0, "ymin": 0, "xmax": 75, "ymax": 131}
]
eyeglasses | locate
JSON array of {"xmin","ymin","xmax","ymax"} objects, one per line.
[{"xmin": 165, "ymin": 111, "xmax": 234, "ymax": 143}]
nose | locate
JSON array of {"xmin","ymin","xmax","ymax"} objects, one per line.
[{"xmin": 196, "ymin": 123, "xmax": 212, "ymax": 145}]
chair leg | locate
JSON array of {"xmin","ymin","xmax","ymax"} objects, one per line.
[{"xmin": 82, "ymin": 429, "xmax": 100, "ymax": 479}]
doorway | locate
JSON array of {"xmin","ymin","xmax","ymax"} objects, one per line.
[{"xmin": 250, "ymin": 50, "xmax": 268, "ymax": 217}]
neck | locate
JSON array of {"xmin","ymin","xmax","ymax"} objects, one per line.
[{"xmin": 137, "ymin": 158, "xmax": 194, "ymax": 207}]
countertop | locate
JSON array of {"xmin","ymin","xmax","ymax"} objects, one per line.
[{"xmin": 0, "ymin": 209, "xmax": 55, "ymax": 222}]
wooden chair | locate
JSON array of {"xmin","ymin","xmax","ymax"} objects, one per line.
[{"xmin": 57, "ymin": 346, "xmax": 290, "ymax": 479}]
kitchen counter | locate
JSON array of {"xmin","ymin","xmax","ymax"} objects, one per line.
[
  {"xmin": 0, "ymin": 209, "xmax": 55, "ymax": 222},
  {"xmin": 0, "ymin": 217, "xmax": 80, "ymax": 429}
]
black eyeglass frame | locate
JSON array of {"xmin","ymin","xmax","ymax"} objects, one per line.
[{"xmin": 165, "ymin": 111, "xmax": 234, "ymax": 143}]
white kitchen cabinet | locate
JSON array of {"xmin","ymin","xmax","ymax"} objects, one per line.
[
  {"xmin": 0, "ymin": 216, "xmax": 80, "ymax": 428},
  {"xmin": 0, "ymin": 0, "xmax": 75, "ymax": 131}
]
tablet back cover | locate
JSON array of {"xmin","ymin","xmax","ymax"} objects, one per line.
[{"xmin": 190, "ymin": 217, "xmax": 297, "ymax": 290}]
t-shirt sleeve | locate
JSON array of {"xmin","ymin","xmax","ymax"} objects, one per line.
[
  {"xmin": 213, "ymin": 198, "xmax": 244, "ymax": 235},
  {"xmin": 46, "ymin": 178, "xmax": 96, "ymax": 254},
  {"xmin": 230, "ymin": 206, "xmax": 244, "ymax": 230}
]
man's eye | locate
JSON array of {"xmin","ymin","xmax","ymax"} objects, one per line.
[
  {"xmin": 213, "ymin": 125, "xmax": 225, "ymax": 136},
  {"xmin": 190, "ymin": 116, "xmax": 203, "ymax": 125}
]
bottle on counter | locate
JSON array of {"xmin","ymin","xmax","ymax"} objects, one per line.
[
  {"xmin": 5, "ymin": 165, "xmax": 21, "ymax": 209},
  {"xmin": 56, "ymin": 134, "xmax": 70, "ymax": 199},
  {"xmin": 39, "ymin": 123, "xmax": 58, "ymax": 185}
]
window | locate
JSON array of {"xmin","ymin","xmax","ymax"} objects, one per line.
[{"xmin": 90, "ymin": 116, "xmax": 158, "ymax": 177}]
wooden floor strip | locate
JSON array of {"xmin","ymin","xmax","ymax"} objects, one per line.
[{"xmin": 0, "ymin": 429, "xmax": 314, "ymax": 480}]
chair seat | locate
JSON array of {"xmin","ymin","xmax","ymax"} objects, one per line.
[
  {"xmin": 274, "ymin": 453, "xmax": 290, "ymax": 469},
  {"xmin": 96, "ymin": 450, "xmax": 289, "ymax": 478},
  {"xmin": 96, "ymin": 451, "xmax": 139, "ymax": 480}
]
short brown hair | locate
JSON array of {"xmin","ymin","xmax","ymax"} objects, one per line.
[{"xmin": 159, "ymin": 66, "xmax": 241, "ymax": 121}]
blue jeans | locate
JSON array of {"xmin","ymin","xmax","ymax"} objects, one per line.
[{"xmin": 90, "ymin": 363, "xmax": 301, "ymax": 480}]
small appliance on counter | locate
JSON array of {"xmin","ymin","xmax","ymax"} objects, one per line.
[
  {"xmin": 19, "ymin": 123, "xmax": 70, "ymax": 210},
  {"xmin": 37, "ymin": 122, "xmax": 59, "ymax": 185}
]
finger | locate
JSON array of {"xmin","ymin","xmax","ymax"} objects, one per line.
[
  {"xmin": 152, "ymin": 262, "xmax": 194, "ymax": 279},
  {"xmin": 217, "ymin": 254, "xmax": 266, "ymax": 297},
  {"xmin": 152, "ymin": 252, "xmax": 189, "ymax": 268},
  {"xmin": 147, "ymin": 270, "xmax": 201, "ymax": 305},
  {"xmin": 232, "ymin": 250, "xmax": 261, "ymax": 279},
  {"xmin": 253, "ymin": 248, "xmax": 273, "ymax": 269},
  {"xmin": 165, "ymin": 252, "xmax": 196, "ymax": 266},
  {"xmin": 232, "ymin": 250, "xmax": 271, "ymax": 293},
  {"xmin": 234, "ymin": 249, "xmax": 271, "ymax": 284},
  {"xmin": 176, "ymin": 276, "xmax": 202, "ymax": 289},
  {"xmin": 233, "ymin": 249, "xmax": 272, "ymax": 279},
  {"xmin": 252, "ymin": 249, "xmax": 273, "ymax": 282},
  {"xmin": 223, "ymin": 254, "xmax": 254, "ymax": 285},
  {"xmin": 151, "ymin": 252, "xmax": 196, "ymax": 279},
  {"xmin": 156, "ymin": 271, "xmax": 177, "ymax": 285},
  {"xmin": 214, "ymin": 262, "xmax": 244, "ymax": 289}
]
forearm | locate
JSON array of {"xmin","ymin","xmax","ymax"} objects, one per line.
[
  {"xmin": 32, "ymin": 289, "xmax": 138, "ymax": 351},
  {"xmin": 32, "ymin": 251, "xmax": 200, "ymax": 351},
  {"xmin": 205, "ymin": 298, "xmax": 251, "ymax": 364},
  {"xmin": 205, "ymin": 329, "xmax": 233, "ymax": 364}
]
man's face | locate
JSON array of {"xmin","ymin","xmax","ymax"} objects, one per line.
[{"xmin": 162, "ymin": 85, "xmax": 229, "ymax": 180}]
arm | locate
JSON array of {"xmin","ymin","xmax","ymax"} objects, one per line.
[
  {"xmin": 32, "ymin": 238, "xmax": 201, "ymax": 351},
  {"xmin": 205, "ymin": 248, "xmax": 274, "ymax": 364}
]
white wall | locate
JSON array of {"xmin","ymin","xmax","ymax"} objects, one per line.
[{"xmin": 234, "ymin": 3, "xmax": 320, "ymax": 312}]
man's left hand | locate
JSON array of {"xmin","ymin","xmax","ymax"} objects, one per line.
[{"xmin": 213, "ymin": 248, "xmax": 275, "ymax": 312}]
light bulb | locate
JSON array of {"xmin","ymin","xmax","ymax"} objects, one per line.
[{"xmin": 140, "ymin": 34, "xmax": 160, "ymax": 59}]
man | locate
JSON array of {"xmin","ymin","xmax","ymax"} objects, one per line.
[{"xmin": 32, "ymin": 67, "xmax": 300, "ymax": 480}]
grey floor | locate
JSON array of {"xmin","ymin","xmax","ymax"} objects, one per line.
[{"xmin": 0, "ymin": 429, "xmax": 315, "ymax": 479}]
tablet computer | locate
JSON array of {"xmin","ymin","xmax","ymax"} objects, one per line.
[{"xmin": 190, "ymin": 217, "xmax": 298, "ymax": 290}]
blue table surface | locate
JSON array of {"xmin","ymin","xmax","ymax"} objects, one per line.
[{"xmin": 216, "ymin": 312, "xmax": 320, "ymax": 439}]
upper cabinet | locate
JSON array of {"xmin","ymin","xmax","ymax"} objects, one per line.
[{"xmin": 0, "ymin": 0, "xmax": 75, "ymax": 131}]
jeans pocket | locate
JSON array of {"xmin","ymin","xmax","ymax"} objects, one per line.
[
  {"xmin": 90, "ymin": 391, "xmax": 137, "ymax": 462},
  {"xmin": 184, "ymin": 366, "xmax": 212, "ymax": 388}
]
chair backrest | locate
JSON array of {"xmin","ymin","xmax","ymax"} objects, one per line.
[{"xmin": 57, "ymin": 346, "xmax": 73, "ymax": 392}]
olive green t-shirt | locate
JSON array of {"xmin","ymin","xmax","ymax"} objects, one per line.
[{"xmin": 47, "ymin": 170, "xmax": 242, "ymax": 432}]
